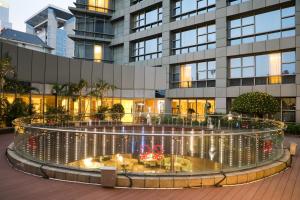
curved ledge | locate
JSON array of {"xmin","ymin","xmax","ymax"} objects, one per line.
[{"xmin": 6, "ymin": 142, "xmax": 291, "ymax": 188}]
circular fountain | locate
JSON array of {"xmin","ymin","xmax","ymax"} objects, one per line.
[{"xmin": 7, "ymin": 113, "xmax": 290, "ymax": 188}]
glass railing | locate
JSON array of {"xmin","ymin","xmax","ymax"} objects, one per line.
[{"xmin": 12, "ymin": 113, "xmax": 286, "ymax": 176}]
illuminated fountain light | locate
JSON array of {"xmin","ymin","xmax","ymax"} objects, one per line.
[
  {"xmin": 190, "ymin": 129, "xmax": 194, "ymax": 156},
  {"xmin": 93, "ymin": 128, "xmax": 97, "ymax": 157},
  {"xmin": 181, "ymin": 128, "xmax": 184, "ymax": 156},
  {"xmin": 39, "ymin": 135, "xmax": 43, "ymax": 161},
  {"xmin": 47, "ymin": 134, "xmax": 51, "ymax": 162},
  {"xmin": 151, "ymin": 126, "xmax": 155, "ymax": 149},
  {"xmin": 161, "ymin": 127, "xmax": 165, "ymax": 151},
  {"xmin": 238, "ymin": 135, "xmax": 242, "ymax": 167},
  {"xmin": 65, "ymin": 132, "xmax": 69, "ymax": 163},
  {"xmin": 102, "ymin": 127, "xmax": 106, "ymax": 155},
  {"xmin": 141, "ymin": 126, "xmax": 145, "ymax": 153},
  {"xmin": 247, "ymin": 136, "xmax": 251, "ymax": 165},
  {"xmin": 171, "ymin": 128, "xmax": 175, "ymax": 155},
  {"xmin": 201, "ymin": 130, "xmax": 204, "ymax": 159},
  {"xmin": 84, "ymin": 129, "xmax": 88, "ymax": 158},
  {"xmin": 75, "ymin": 133, "xmax": 78, "ymax": 160},
  {"xmin": 131, "ymin": 127, "xmax": 135, "ymax": 153},
  {"xmin": 256, "ymin": 134, "xmax": 259, "ymax": 164},
  {"xmin": 209, "ymin": 131, "xmax": 216, "ymax": 161},
  {"xmin": 56, "ymin": 133, "xmax": 60, "ymax": 164},
  {"xmin": 112, "ymin": 127, "xmax": 116, "ymax": 154},
  {"xmin": 219, "ymin": 133, "xmax": 224, "ymax": 164},
  {"xmin": 229, "ymin": 135, "xmax": 233, "ymax": 167}
]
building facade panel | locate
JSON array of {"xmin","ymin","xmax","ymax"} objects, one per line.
[
  {"xmin": 31, "ymin": 51, "xmax": 46, "ymax": 83},
  {"xmin": 45, "ymin": 54, "xmax": 58, "ymax": 84}
]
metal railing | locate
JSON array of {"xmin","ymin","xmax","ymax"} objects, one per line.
[{"xmin": 12, "ymin": 113, "xmax": 286, "ymax": 176}]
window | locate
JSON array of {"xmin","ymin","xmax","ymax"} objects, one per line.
[
  {"xmin": 170, "ymin": 61, "xmax": 216, "ymax": 88},
  {"xmin": 132, "ymin": 6, "xmax": 162, "ymax": 32},
  {"xmin": 87, "ymin": 0, "xmax": 110, "ymax": 13},
  {"xmin": 75, "ymin": 42, "xmax": 112, "ymax": 62},
  {"xmin": 131, "ymin": 37, "xmax": 162, "ymax": 61},
  {"xmin": 171, "ymin": 99, "xmax": 215, "ymax": 118},
  {"xmin": 173, "ymin": 24, "xmax": 216, "ymax": 55},
  {"xmin": 275, "ymin": 98, "xmax": 296, "ymax": 122},
  {"xmin": 228, "ymin": 51, "xmax": 296, "ymax": 86},
  {"xmin": 75, "ymin": 15, "xmax": 113, "ymax": 39},
  {"xmin": 229, "ymin": 6, "xmax": 295, "ymax": 45},
  {"xmin": 172, "ymin": 0, "xmax": 216, "ymax": 21},
  {"xmin": 228, "ymin": 0, "xmax": 250, "ymax": 6}
]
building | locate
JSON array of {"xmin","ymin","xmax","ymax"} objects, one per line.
[
  {"xmin": 25, "ymin": 5, "xmax": 75, "ymax": 57},
  {"xmin": 0, "ymin": 0, "xmax": 12, "ymax": 30},
  {"xmin": 0, "ymin": 28, "xmax": 52, "ymax": 53},
  {"xmin": 0, "ymin": 0, "xmax": 299, "ymax": 123}
]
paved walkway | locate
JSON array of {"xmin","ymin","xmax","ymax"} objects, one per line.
[{"xmin": 0, "ymin": 133, "xmax": 299, "ymax": 200}]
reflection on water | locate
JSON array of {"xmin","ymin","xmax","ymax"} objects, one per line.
[{"xmin": 68, "ymin": 154, "xmax": 220, "ymax": 174}]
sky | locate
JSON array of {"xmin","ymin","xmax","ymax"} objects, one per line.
[{"xmin": 7, "ymin": 0, "xmax": 74, "ymax": 31}]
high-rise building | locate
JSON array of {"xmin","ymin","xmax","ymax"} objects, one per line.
[
  {"xmin": 67, "ymin": 0, "xmax": 298, "ymax": 122},
  {"xmin": 25, "ymin": 5, "xmax": 75, "ymax": 57},
  {"xmin": 1, "ymin": 0, "xmax": 299, "ymax": 123},
  {"xmin": 0, "ymin": 0, "xmax": 12, "ymax": 30},
  {"xmin": 69, "ymin": 0, "xmax": 114, "ymax": 62}
]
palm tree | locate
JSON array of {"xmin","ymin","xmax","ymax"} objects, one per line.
[
  {"xmin": 89, "ymin": 80, "xmax": 116, "ymax": 108},
  {"xmin": 76, "ymin": 79, "xmax": 88, "ymax": 115},
  {"xmin": 51, "ymin": 83, "xmax": 68, "ymax": 108},
  {"xmin": 0, "ymin": 55, "xmax": 15, "ymax": 98}
]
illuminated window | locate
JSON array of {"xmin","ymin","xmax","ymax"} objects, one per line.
[
  {"xmin": 94, "ymin": 45, "xmax": 103, "ymax": 62},
  {"xmin": 170, "ymin": 61, "xmax": 216, "ymax": 88},
  {"xmin": 228, "ymin": 51, "xmax": 295, "ymax": 86},
  {"xmin": 88, "ymin": 0, "xmax": 110, "ymax": 13}
]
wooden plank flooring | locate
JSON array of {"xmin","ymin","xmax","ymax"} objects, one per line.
[{"xmin": 0, "ymin": 133, "xmax": 299, "ymax": 200}]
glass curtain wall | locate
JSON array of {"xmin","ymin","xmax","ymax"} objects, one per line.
[
  {"xmin": 132, "ymin": 5, "xmax": 163, "ymax": 32},
  {"xmin": 170, "ymin": 61, "xmax": 216, "ymax": 88},
  {"xmin": 229, "ymin": 6, "xmax": 295, "ymax": 45},
  {"xmin": 172, "ymin": 24, "xmax": 216, "ymax": 55},
  {"xmin": 228, "ymin": 51, "xmax": 296, "ymax": 86},
  {"xmin": 172, "ymin": 0, "xmax": 216, "ymax": 20}
]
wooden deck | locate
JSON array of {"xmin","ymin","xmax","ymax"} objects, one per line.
[{"xmin": 0, "ymin": 133, "xmax": 299, "ymax": 200}]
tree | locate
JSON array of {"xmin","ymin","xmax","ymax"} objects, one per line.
[
  {"xmin": 89, "ymin": 80, "xmax": 116, "ymax": 108},
  {"xmin": 231, "ymin": 92, "xmax": 280, "ymax": 118},
  {"xmin": 51, "ymin": 83, "xmax": 68, "ymax": 108},
  {"xmin": 0, "ymin": 55, "xmax": 15, "ymax": 98},
  {"xmin": 110, "ymin": 103, "xmax": 125, "ymax": 121},
  {"xmin": 76, "ymin": 79, "xmax": 88, "ymax": 114}
]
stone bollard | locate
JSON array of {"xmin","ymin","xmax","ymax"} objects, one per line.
[
  {"xmin": 290, "ymin": 143, "xmax": 298, "ymax": 156},
  {"xmin": 101, "ymin": 166, "xmax": 117, "ymax": 188}
]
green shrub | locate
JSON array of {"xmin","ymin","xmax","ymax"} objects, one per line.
[
  {"xmin": 231, "ymin": 92, "xmax": 280, "ymax": 118},
  {"xmin": 5, "ymin": 98, "xmax": 34, "ymax": 126},
  {"xmin": 45, "ymin": 106, "xmax": 70, "ymax": 124},
  {"xmin": 285, "ymin": 123, "xmax": 300, "ymax": 135},
  {"xmin": 110, "ymin": 103, "xmax": 125, "ymax": 121},
  {"xmin": 95, "ymin": 105, "xmax": 109, "ymax": 120}
]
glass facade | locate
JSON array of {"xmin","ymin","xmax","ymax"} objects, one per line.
[
  {"xmin": 171, "ymin": 99, "xmax": 215, "ymax": 120},
  {"xmin": 229, "ymin": 6, "xmax": 295, "ymax": 45},
  {"xmin": 75, "ymin": 15, "xmax": 113, "ymax": 39},
  {"xmin": 75, "ymin": 41, "xmax": 112, "ymax": 62},
  {"xmin": 132, "ymin": 5, "xmax": 163, "ymax": 32},
  {"xmin": 76, "ymin": 0, "xmax": 112, "ymax": 13},
  {"xmin": 229, "ymin": 51, "xmax": 296, "ymax": 86},
  {"xmin": 170, "ymin": 61, "xmax": 216, "ymax": 88},
  {"xmin": 172, "ymin": 24, "xmax": 216, "ymax": 55},
  {"xmin": 172, "ymin": 0, "xmax": 216, "ymax": 20},
  {"xmin": 131, "ymin": 37, "xmax": 162, "ymax": 61}
]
